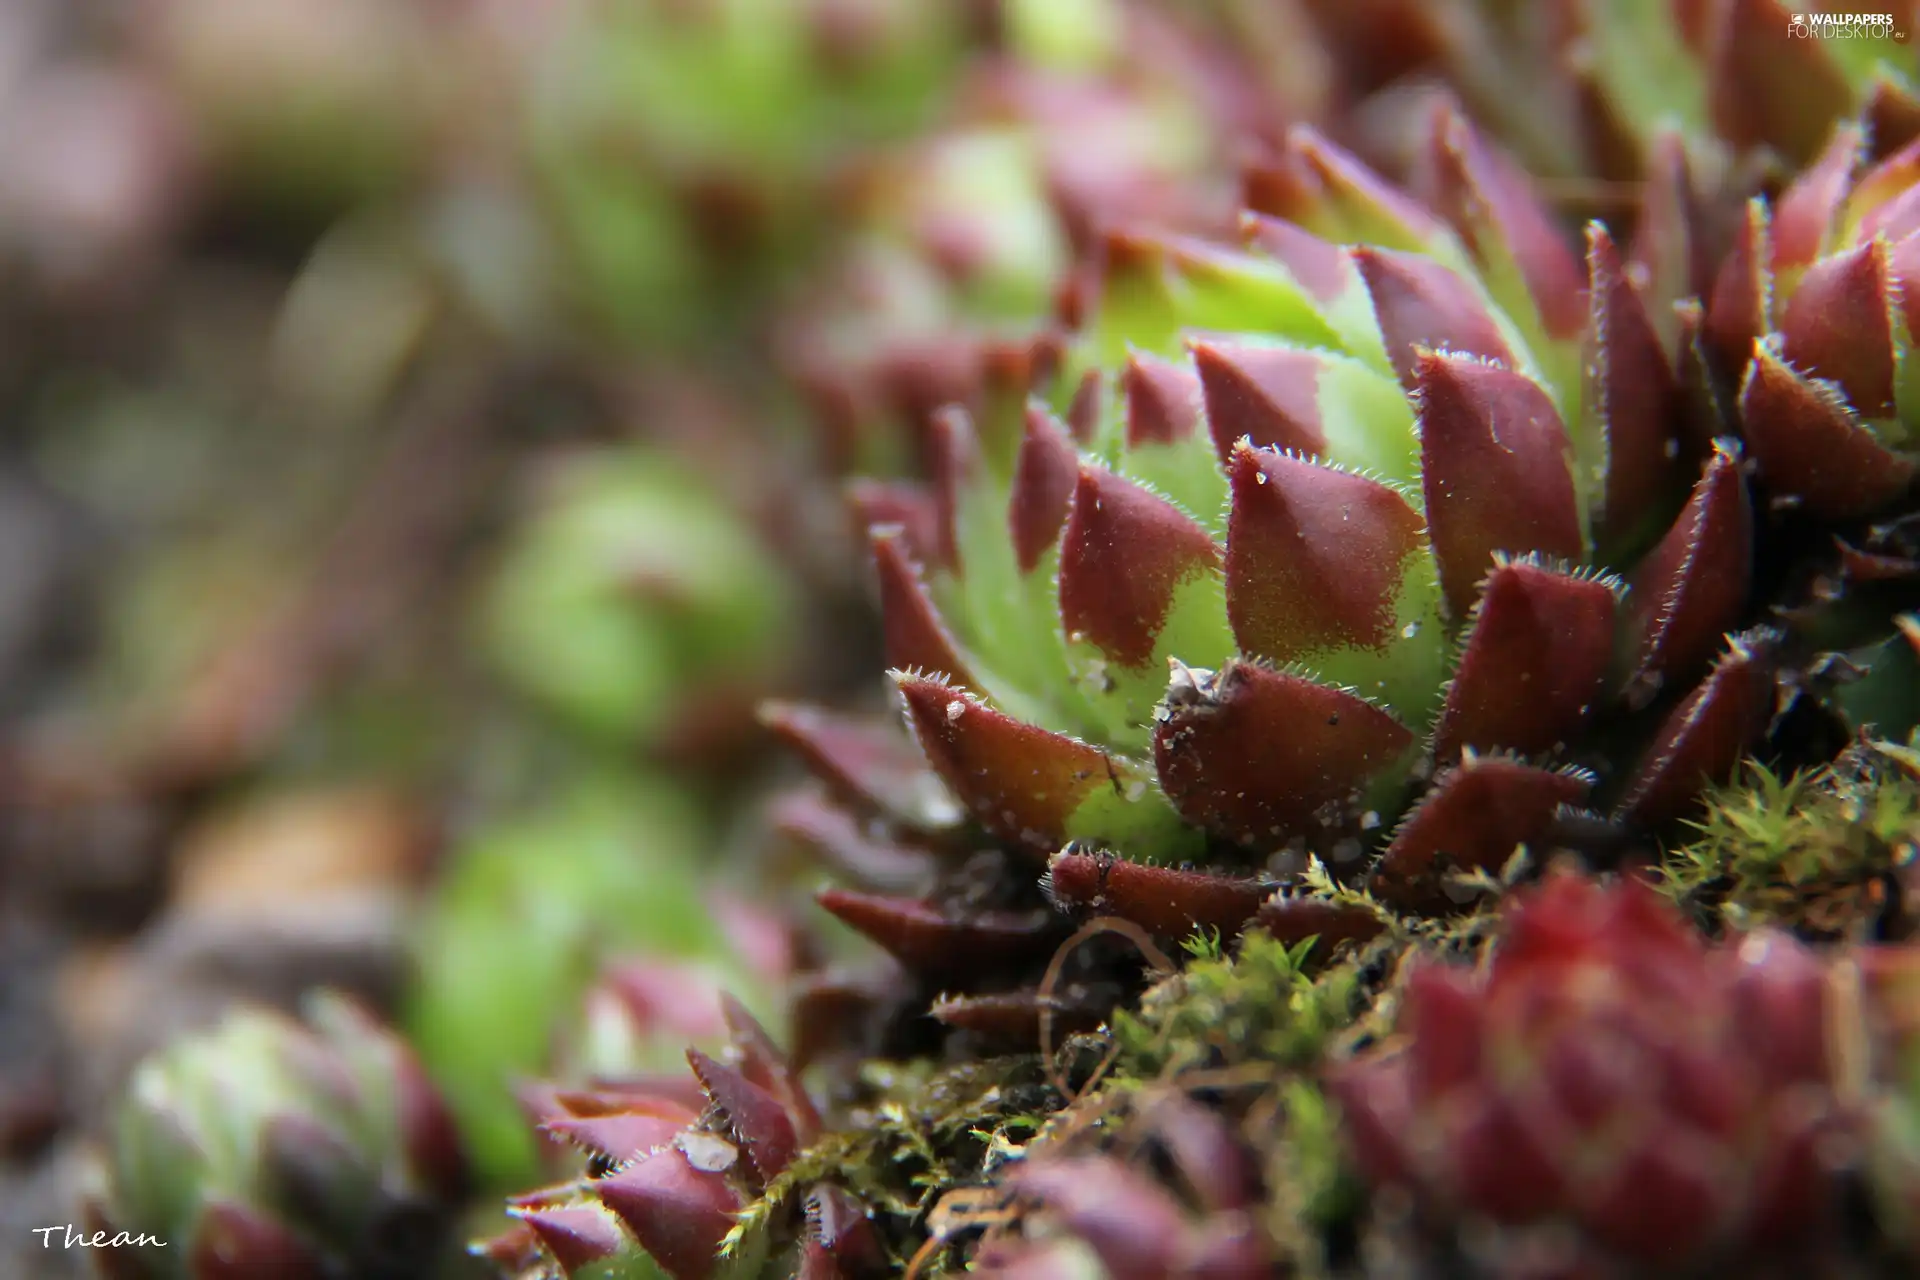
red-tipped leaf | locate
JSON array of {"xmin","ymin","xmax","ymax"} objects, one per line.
[
  {"xmin": 595, "ymin": 1151, "xmax": 740, "ymax": 1280},
  {"xmin": 1626, "ymin": 442, "xmax": 1754, "ymax": 706},
  {"xmin": 1045, "ymin": 849, "xmax": 1268, "ymax": 939},
  {"xmin": 1415, "ymin": 351, "xmax": 1582, "ymax": 617},
  {"xmin": 895, "ymin": 674, "xmax": 1124, "ymax": 854},
  {"xmin": 1432, "ymin": 559, "xmax": 1618, "ymax": 762},
  {"xmin": 1153, "ymin": 659, "xmax": 1413, "ymax": 845},
  {"xmin": 1225, "ymin": 442, "xmax": 1427, "ymax": 661},
  {"xmin": 1059, "ymin": 465, "xmax": 1221, "ymax": 669},
  {"xmin": 1193, "ymin": 340, "xmax": 1329, "ymax": 462},
  {"xmin": 1353, "ymin": 246, "xmax": 1516, "ymax": 389}
]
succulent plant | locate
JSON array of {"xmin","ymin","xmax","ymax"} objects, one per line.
[
  {"xmin": 475, "ymin": 996, "xmax": 879, "ymax": 1280},
  {"xmin": 1330, "ymin": 868, "xmax": 1857, "ymax": 1275},
  {"xmin": 406, "ymin": 774, "xmax": 792, "ymax": 1189},
  {"xmin": 85, "ymin": 992, "xmax": 468, "ymax": 1280},
  {"xmin": 967, "ymin": 1098, "xmax": 1274, "ymax": 1280},
  {"xmin": 808, "ymin": 103, "xmax": 1796, "ymax": 992},
  {"xmin": 1704, "ymin": 124, "xmax": 1920, "ymax": 521},
  {"xmin": 440, "ymin": 11, "xmax": 1920, "ymax": 1280}
]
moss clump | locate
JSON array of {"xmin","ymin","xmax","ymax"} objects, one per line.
[
  {"xmin": 722, "ymin": 1054, "xmax": 1074, "ymax": 1267},
  {"xmin": 1663, "ymin": 739, "xmax": 1920, "ymax": 940}
]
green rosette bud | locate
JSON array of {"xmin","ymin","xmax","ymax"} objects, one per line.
[
  {"xmin": 88, "ymin": 993, "xmax": 468, "ymax": 1280},
  {"xmin": 477, "ymin": 446, "xmax": 798, "ymax": 751}
]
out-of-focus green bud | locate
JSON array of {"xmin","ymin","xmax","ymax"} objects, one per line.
[
  {"xmin": 477, "ymin": 447, "xmax": 797, "ymax": 751},
  {"xmin": 87, "ymin": 992, "xmax": 468, "ymax": 1280},
  {"xmin": 521, "ymin": 0, "xmax": 967, "ymax": 341}
]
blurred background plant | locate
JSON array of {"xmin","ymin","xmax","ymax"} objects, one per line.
[{"xmin": 0, "ymin": 0, "xmax": 1913, "ymax": 1277}]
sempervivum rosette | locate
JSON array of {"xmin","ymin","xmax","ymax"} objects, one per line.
[
  {"xmin": 797, "ymin": 102, "xmax": 1784, "ymax": 1025},
  {"xmin": 1329, "ymin": 869, "xmax": 1861, "ymax": 1276},
  {"xmin": 84, "ymin": 994, "xmax": 468, "ymax": 1280}
]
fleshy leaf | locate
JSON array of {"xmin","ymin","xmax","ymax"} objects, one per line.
[
  {"xmin": 1224, "ymin": 441, "xmax": 1446, "ymax": 721},
  {"xmin": 872, "ymin": 530, "xmax": 975, "ymax": 685},
  {"xmin": 814, "ymin": 889, "xmax": 1057, "ymax": 986},
  {"xmin": 685, "ymin": 1050, "xmax": 796, "ymax": 1183},
  {"xmin": 1195, "ymin": 338, "xmax": 1418, "ymax": 483},
  {"xmin": 1009, "ymin": 404, "xmax": 1079, "ymax": 574},
  {"xmin": 1353, "ymin": 246, "xmax": 1518, "ymax": 391},
  {"xmin": 595, "ymin": 1151, "xmax": 739, "ymax": 1280},
  {"xmin": 1373, "ymin": 756, "xmax": 1591, "ymax": 908},
  {"xmin": 1152, "ymin": 659, "xmax": 1415, "ymax": 847},
  {"xmin": 1044, "ymin": 849, "xmax": 1268, "ymax": 940},
  {"xmin": 895, "ymin": 674, "xmax": 1200, "ymax": 860},
  {"xmin": 1121, "ymin": 350, "xmax": 1202, "ymax": 446},
  {"xmin": 1618, "ymin": 635, "xmax": 1777, "ymax": 828},
  {"xmin": 1777, "ymin": 238, "xmax": 1898, "ymax": 420},
  {"xmin": 1415, "ymin": 350, "xmax": 1584, "ymax": 617},
  {"xmin": 1432, "ymin": 559, "xmax": 1619, "ymax": 763},
  {"xmin": 514, "ymin": 1205, "xmax": 626, "ymax": 1274},
  {"xmin": 1739, "ymin": 337, "xmax": 1914, "ymax": 518},
  {"xmin": 1625, "ymin": 442, "xmax": 1754, "ymax": 707},
  {"xmin": 1583, "ymin": 223, "xmax": 1686, "ymax": 561},
  {"xmin": 1058, "ymin": 465, "xmax": 1228, "ymax": 726}
]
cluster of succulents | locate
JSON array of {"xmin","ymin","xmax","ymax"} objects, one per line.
[{"xmin": 73, "ymin": 5, "xmax": 1920, "ymax": 1280}]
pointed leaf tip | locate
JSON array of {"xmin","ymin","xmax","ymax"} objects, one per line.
[
  {"xmin": 1627, "ymin": 443, "xmax": 1753, "ymax": 706},
  {"xmin": 1009, "ymin": 404, "xmax": 1078, "ymax": 573},
  {"xmin": 1059, "ymin": 465, "xmax": 1221, "ymax": 670},
  {"xmin": 927, "ymin": 404, "xmax": 981, "ymax": 572},
  {"xmin": 1121, "ymin": 351, "xmax": 1202, "ymax": 446},
  {"xmin": 1066, "ymin": 368, "xmax": 1102, "ymax": 444},
  {"xmin": 847, "ymin": 480, "xmax": 942, "ymax": 569},
  {"xmin": 1771, "ymin": 123, "xmax": 1862, "ymax": 273},
  {"xmin": 1353, "ymin": 246, "xmax": 1515, "ymax": 390},
  {"xmin": 1739, "ymin": 339, "xmax": 1914, "ymax": 518},
  {"xmin": 1705, "ymin": 199, "xmax": 1770, "ymax": 374},
  {"xmin": 515, "ymin": 1206, "xmax": 625, "ymax": 1275},
  {"xmin": 872, "ymin": 531, "xmax": 974, "ymax": 685},
  {"xmin": 1585, "ymin": 223, "xmax": 1685, "ymax": 556},
  {"xmin": 1046, "ymin": 849, "xmax": 1267, "ymax": 940},
  {"xmin": 1240, "ymin": 212, "xmax": 1354, "ymax": 303},
  {"xmin": 814, "ymin": 887, "xmax": 1056, "ymax": 986},
  {"xmin": 596, "ymin": 1151, "xmax": 739, "ymax": 1280},
  {"xmin": 895, "ymin": 674, "xmax": 1116, "ymax": 853},
  {"xmin": 1619, "ymin": 637, "xmax": 1777, "ymax": 829},
  {"xmin": 1192, "ymin": 339, "xmax": 1328, "ymax": 463},
  {"xmin": 1778, "ymin": 238, "xmax": 1897, "ymax": 421},
  {"xmin": 1428, "ymin": 101, "xmax": 1586, "ymax": 340},
  {"xmin": 685, "ymin": 1049, "xmax": 797, "ymax": 1183},
  {"xmin": 1373, "ymin": 757, "xmax": 1591, "ymax": 909},
  {"xmin": 1433, "ymin": 560, "xmax": 1618, "ymax": 762},
  {"xmin": 1415, "ymin": 351, "xmax": 1581, "ymax": 618}
]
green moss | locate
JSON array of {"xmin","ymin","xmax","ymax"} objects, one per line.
[
  {"xmin": 1662, "ymin": 741, "xmax": 1920, "ymax": 938},
  {"xmin": 723, "ymin": 1056, "xmax": 1069, "ymax": 1266},
  {"xmin": 1113, "ymin": 927, "xmax": 1376, "ymax": 1082}
]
